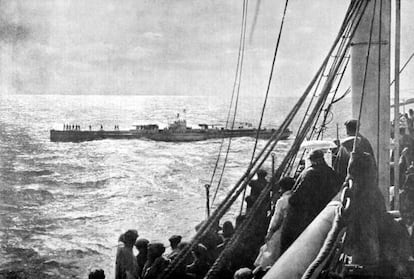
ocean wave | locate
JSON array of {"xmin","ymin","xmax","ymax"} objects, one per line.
[
  {"xmin": 55, "ymin": 214, "xmax": 108, "ymax": 223},
  {"xmin": 63, "ymin": 248, "xmax": 101, "ymax": 257},
  {"xmin": 0, "ymin": 94, "xmax": 346, "ymax": 279},
  {"xmin": 67, "ymin": 176, "xmax": 123, "ymax": 189},
  {"xmin": 15, "ymin": 169, "xmax": 54, "ymax": 177},
  {"xmin": 0, "ymin": 188, "xmax": 55, "ymax": 206},
  {"xmin": 0, "ymin": 245, "xmax": 79, "ymax": 279}
]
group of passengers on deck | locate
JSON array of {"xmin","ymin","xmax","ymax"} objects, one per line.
[
  {"xmin": 87, "ymin": 118, "xmax": 414, "ymax": 279},
  {"xmin": 107, "ymin": 221, "xmax": 237, "ymax": 279}
]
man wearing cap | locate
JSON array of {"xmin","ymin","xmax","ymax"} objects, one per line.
[
  {"xmin": 254, "ymin": 177, "xmax": 295, "ymax": 270},
  {"xmin": 233, "ymin": 267, "xmax": 253, "ymax": 279},
  {"xmin": 115, "ymin": 229, "xmax": 139, "ymax": 279},
  {"xmin": 280, "ymin": 149, "xmax": 341, "ymax": 253},
  {"xmin": 333, "ymin": 119, "xmax": 375, "ymax": 181},
  {"xmin": 246, "ymin": 169, "xmax": 269, "ymax": 210},
  {"xmin": 167, "ymin": 235, "xmax": 182, "ymax": 260},
  {"xmin": 142, "ymin": 242, "xmax": 169, "ymax": 279},
  {"xmin": 135, "ymin": 238, "xmax": 150, "ymax": 278}
]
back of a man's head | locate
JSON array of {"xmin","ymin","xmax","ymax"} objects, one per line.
[
  {"xmin": 124, "ymin": 229, "xmax": 139, "ymax": 246},
  {"xmin": 89, "ymin": 269, "xmax": 105, "ymax": 279},
  {"xmin": 309, "ymin": 149, "xmax": 325, "ymax": 163},
  {"xmin": 278, "ymin": 177, "xmax": 296, "ymax": 192},
  {"xmin": 234, "ymin": 267, "xmax": 253, "ymax": 279},
  {"xmin": 135, "ymin": 238, "xmax": 149, "ymax": 251},
  {"xmin": 345, "ymin": 119, "xmax": 358, "ymax": 136},
  {"xmin": 257, "ymin": 169, "xmax": 267, "ymax": 178},
  {"xmin": 222, "ymin": 221, "xmax": 234, "ymax": 238},
  {"xmin": 168, "ymin": 235, "xmax": 182, "ymax": 249}
]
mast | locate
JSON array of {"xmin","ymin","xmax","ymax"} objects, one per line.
[{"xmin": 351, "ymin": 0, "xmax": 391, "ymax": 208}]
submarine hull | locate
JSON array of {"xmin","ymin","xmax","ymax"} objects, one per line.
[{"xmin": 50, "ymin": 128, "xmax": 292, "ymax": 143}]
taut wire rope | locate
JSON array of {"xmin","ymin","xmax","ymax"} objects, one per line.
[
  {"xmin": 334, "ymin": 49, "xmax": 414, "ymax": 104},
  {"xmin": 303, "ymin": 3, "xmax": 379, "ymax": 276},
  {"xmin": 377, "ymin": 0, "xmax": 382, "ymax": 164},
  {"xmin": 287, "ymin": 2, "xmax": 359, "ymax": 176},
  {"xmin": 354, "ymin": 0, "xmax": 377, "ymax": 150},
  {"xmin": 210, "ymin": 0, "xmax": 249, "ymax": 207},
  {"xmin": 204, "ymin": 1, "xmax": 368, "ymax": 277},
  {"xmin": 159, "ymin": 3, "xmax": 363, "ymax": 277},
  {"xmin": 240, "ymin": 0, "xmax": 290, "ymax": 214}
]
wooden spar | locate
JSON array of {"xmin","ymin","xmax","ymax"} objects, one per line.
[
  {"xmin": 351, "ymin": 0, "xmax": 391, "ymax": 208},
  {"xmin": 394, "ymin": 0, "xmax": 401, "ymax": 210}
]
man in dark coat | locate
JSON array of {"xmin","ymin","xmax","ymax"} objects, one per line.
[
  {"xmin": 167, "ymin": 235, "xmax": 182, "ymax": 260},
  {"xmin": 135, "ymin": 238, "xmax": 149, "ymax": 278},
  {"xmin": 280, "ymin": 149, "xmax": 342, "ymax": 254},
  {"xmin": 246, "ymin": 169, "xmax": 270, "ymax": 212},
  {"xmin": 334, "ymin": 119, "xmax": 375, "ymax": 181},
  {"xmin": 115, "ymin": 230, "xmax": 139, "ymax": 279}
]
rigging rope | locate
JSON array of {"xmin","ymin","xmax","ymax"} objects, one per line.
[
  {"xmin": 334, "ymin": 48, "xmax": 414, "ymax": 104},
  {"xmin": 159, "ymin": 3, "xmax": 365, "ymax": 278},
  {"xmin": 291, "ymin": 0, "xmax": 359, "ymax": 150},
  {"xmin": 377, "ymin": 0, "xmax": 383, "ymax": 168},
  {"xmin": 332, "ymin": 87, "xmax": 351, "ymax": 104},
  {"xmin": 354, "ymin": 0, "xmax": 377, "ymax": 149},
  {"xmin": 204, "ymin": 2, "xmax": 368, "ymax": 277},
  {"xmin": 240, "ymin": 0, "xmax": 290, "ymax": 215},
  {"xmin": 249, "ymin": 0, "xmax": 261, "ymax": 43},
  {"xmin": 286, "ymin": 0, "xmax": 360, "ymax": 173},
  {"xmin": 316, "ymin": 56, "xmax": 351, "ymax": 140},
  {"xmin": 250, "ymin": 0, "xmax": 290, "ymax": 162},
  {"xmin": 291, "ymin": 0, "xmax": 362, "ymax": 176},
  {"xmin": 303, "ymin": 3, "xmax": 380, "ymax": 277},
  {"xmin": 391, "ymin": 51, "xmax": 414, "ymax": 86},
  {"xmin": 312, "ymin": 10, "xmax": 355, "ymax": 140},
  {"xmin": 206, "ymin": 33, "xmax": 357, "ymax": 275},
  {"xmin": 287, "ymin": 2, "xmax": 359, "ymax": 176},
  {"xmin": 210, "ymin": 0, "xmax": 249, "ymax": 207}
]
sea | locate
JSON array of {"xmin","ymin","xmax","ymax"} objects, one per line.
[{"xmin": 0, "ymin": 94, "xmax": 351, "ymax": 278}]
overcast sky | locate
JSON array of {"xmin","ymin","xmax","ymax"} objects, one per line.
[{"xmin": 0, "ymin": 0, "xmax": 413, "ymax": 96}]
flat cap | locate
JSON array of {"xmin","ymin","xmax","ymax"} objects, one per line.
[
  {"xmin": 168, "ymin": 235, "xmax": 182, "ymax": 243},
  {"xmin": 257, "ymin": 169, "xmax": 267, "ymax": 177},
  {"xmin": 309, "ymin": 149, "xmax": 324, "ymax": 161},
  {"xmin": 344, "ymin": 119, "xmax": 358, "ymax": 128},
  {"xmin": 135, "ymin": 238, "xmax": 149, "ymax": 249}
]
